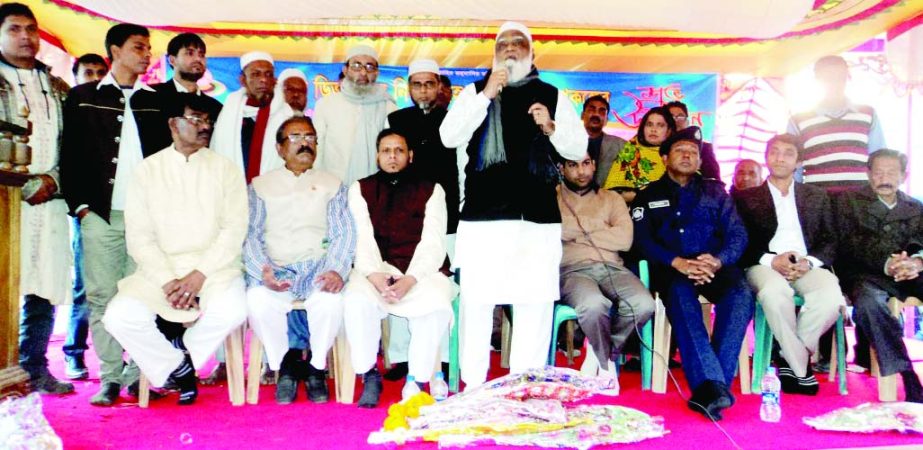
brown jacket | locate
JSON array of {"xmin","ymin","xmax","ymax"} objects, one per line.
[{"xmin": 558, "ymin": 185, "xmax": 633, "ymax": 273}]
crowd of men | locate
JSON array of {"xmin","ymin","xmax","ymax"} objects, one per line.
[{"xmin": 9, "ymin": 1, "xmax": 923, "ymax": 421}]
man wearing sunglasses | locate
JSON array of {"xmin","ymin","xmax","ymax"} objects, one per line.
[
  {"xmin": 244, "ymin": 116, "xmax": 356, "ymax": 404},
  {"xmin": 103, "ymin": 93, "xmax": 249, "ymax": 406},
  {"xmin": 314, "ymin": 44, "xmax": 397, "ymax": 185}
]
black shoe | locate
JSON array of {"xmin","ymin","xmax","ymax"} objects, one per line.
[
  {"xmin": 383, "ymin": 362, "xmax": 408, "ymax": 381},
  {"xmin": 902, "ymin": 370, "xmax": 923, "ymax": 403},
  {"xmin": 357, "ymin": 368, "xmax": 382, "ymax": 408},
  {"xmin": 275, "ymin": 374, "xmax": 298, "ymax": 405},
  {"xmin": 305, "ymin": 364, "xmax": 329, "ymax": 403},
  {"xmin": 170, "ymin": 355, "xmax": 198, "ymax": 405},
  {"xmin": 200, "ymin": 362, "xmax": 226, "ymax": 386},
  {"xmin": 688, "ymin": 380, "xmax": 733, "ymax": 421},
  {"xmin": 64, "ymin": 355, "xmax": 89, "ymax": 380},
  {"xmin": 30, "ymin": 373, "xmax": 75, "ymax": 395},
  {"xmin": 126, "ymin": 380, "xmax": 166, "ymax": 400},
  {"xmin": 779, "ymin": 366, "xmax": 819, "ymax": 395},
  {"xmin": 622, "ymin": 357, "xmax": 641, "ymax": 372},
  {"xmin": 90, "ymin": 382, "xmax": 121, "ymax": 406}
]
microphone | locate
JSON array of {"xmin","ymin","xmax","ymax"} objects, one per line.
[{"xmin": 498, "ymin": 60, "xmax": 514, "ymax": 95}]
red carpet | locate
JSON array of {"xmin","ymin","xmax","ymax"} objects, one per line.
[{"xmin": 40, "ymin": 332, "xmax": 923, "ymax": 450}]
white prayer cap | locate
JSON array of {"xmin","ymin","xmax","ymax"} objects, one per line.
[
  {"xmin": 345, "ymin": 44, "xmax": 379, "ymax": 62},
  {"xmin": 240, "ymin": 51, "xmax": 273, "ymax": 70},
  {"xmin": 407, "ymin": 59, "xmax": 439, "ymax": 78},
  {"xmin": 277, "ymin": 68, "xmax": 307, "ymax": 84},
  {"xmin": 496, "ymin": 21, "xmax": 532, "ymax": 44}
]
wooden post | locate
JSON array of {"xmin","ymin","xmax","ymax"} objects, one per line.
[{"xmin": 0, "ymin": 171, "xmax": 29, "ymax": 398}]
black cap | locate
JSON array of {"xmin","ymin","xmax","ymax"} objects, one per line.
[{"xmin": 659, "ymin": 126, "xmax": 703, "ymax": 156}]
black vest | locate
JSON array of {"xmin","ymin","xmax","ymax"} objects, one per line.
[
  {"xmin": 463, "ymin": 72, "xmax": 562, "ymax": 223},
  {"xmin": 387, "ymin": 106, "xmax": 459, "ymax": 233}
]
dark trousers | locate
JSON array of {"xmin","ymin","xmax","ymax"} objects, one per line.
[
  {"xmin": 63, "ymin": 217, "xmax": 89, "ymax": 357},
  {"xmin": 850, "ymin": 276, "xmax": 923, "ymax": 376},
  {"xmin": 654, "ymin": 265, "xmax": 754, "ymax": 391},
  {"xmin": 19, "ymin": 294, "xmax": 55, "ymax": 379}
]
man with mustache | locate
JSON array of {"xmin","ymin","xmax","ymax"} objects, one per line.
[
  {"xmin": 61, "ymin": 22, "xmax": 172, "ymax": 406},
  {"xmin": 735, "ymin": 134, "xmax": 843, "ymax": 395},
  {"xmin": 440, "ymin": 21, "xmax": 587, "ymax": 388},
  {"xmin": 0, "ymin": 2, "xmax": 73, "ymax": 395},
  {"xmin": 581, "ymin": 95, "xmax": 626, "ymax": 187},
  {"xmin": 631, "ymin": 126, "xmax": 752, "ymax": 420},
  {"xmin": 244, "ymin": 116, "xmax": 356, "ymax": 404},
  {"xmin": 314, "ymin": 45, "xmax": 397, "ymax": 185},
  {"xmin": 152, "ymin": 33, "xmax": 222, "ymax": 122},
  {"xmin": 103, "ymin": 93, "xmax": 248, "ymax": 406},
  {"xmin": 835, "ymin": 149, "xmax": 923, "ymax": 403}
]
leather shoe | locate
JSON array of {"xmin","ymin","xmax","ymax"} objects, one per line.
[{"xmin": 90, "ymin": 382, "xmax": 121, "ymax": 406}]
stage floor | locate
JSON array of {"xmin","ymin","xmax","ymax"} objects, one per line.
[{"xmin": 39, "ymin": 324, "xmax": 923, "ymax": 450}]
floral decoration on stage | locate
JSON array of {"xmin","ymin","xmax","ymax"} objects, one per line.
[
  {"xmin": 803, "ymin": 402, "xmax": 923, "ymax": 434},
  {"xmin": 368, "ymin": 367, "xmax": 667, "ymax": 449}
]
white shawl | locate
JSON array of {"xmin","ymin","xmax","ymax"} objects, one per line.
[{"xmin": 210, "ymin": 88, "xmax": 295, "ymax": 176}]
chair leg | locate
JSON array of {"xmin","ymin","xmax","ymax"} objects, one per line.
[
  {"xmin": 751, "ymin": 304, "xmax": 773, "ymax": 393},
  {"xmin": 835, "ymin": 309, "xmax": 848, "ymax": 395},
  {"xmin": 225, "ymin": 326, "xmax": 245, "ymax": 406},
  {"xmin": 652, "ymin": 296, "xmax": 671, "ymax": 394},
  {"xmin": 448, "ymin": 297, "xmax": 460, "ymax": 393},
  {"xmin": 641, "ymin": 318, "xmax": 653, "ymax": 391},
  {"xmin": 500, "ymin": 310, "xmax": 512, "ymax": 369},
  {"xmin": 246, "ymin": 333, "xmax": 263, "ymax": 405},
  {"xmin": 738, "ymin": 339, "xmax": 751, "ymax": 395},
  {"xmin": 332, "ymin": 326, "xmax": 355, "ymax": 404},
  {"xmin": 380, "ymin": 318, "xmax": 392, "ymax": 370},
  {"xmin": 700, "ymin": 299, "xmax": 713, "ymax": 337},
  {"xmin": 138, "ymin": 374, "xmax": 150, "ymax": 408},
  {"xmin": 564, "ymin": 320, "xmax": 576, "ymax": 366}
]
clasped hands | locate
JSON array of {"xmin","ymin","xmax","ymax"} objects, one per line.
[
  {"xmin": 672, "ymin": 254, "xmax": 722, "ymax": 285},
  {"xmin": 368, "ymin": 272, "xmax": 416, "ymax": 304},
  {"xmin": 162, "ymin": 270, "xmax": 206, "ymax": 310},
  {"xmin": 886, "ymin": 251, "xmax": 923, "ymax": 282},
  {"xmin": 260, "ymin": 264, "xmax": 344, "ymax": 294},
  {"xmin": 770, "ymin": 251, "xmax": 812, "ymax": 282}
]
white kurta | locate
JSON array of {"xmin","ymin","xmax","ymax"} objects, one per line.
[
  {"xmin": 313, "ymin": 90, "xmax": 397, "ymax": 185},
  {"xmin": 439, "ymin": 82, "xmax": 587, "ymax": 306},
  {"xmin": 118, "ymin": 146, "xmax": 248, "ymax": 322},
  {"xmin": 345, "ymin": 181, "xmax": 454, "ymax": 318},
  {"xmin": 1, "ymin": 64, "xmax": 72, "ymax": 305}
]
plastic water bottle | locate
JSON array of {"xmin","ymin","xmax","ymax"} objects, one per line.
[
  {"xmin": 402, "ymin": 375, "xmax": 420, "ymax": 400},
  {"xmin": 430, "ymin": 372, "xmax": 449, "ymax": 401},
  {"xmin": 760, "ymin": 367, "xmax": 782, "ymax": 422}
]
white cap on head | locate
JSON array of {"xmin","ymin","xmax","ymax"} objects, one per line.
[
  {"xmin": 407, "ymin": 59, "xmax": 439, "ymax": 78},
  {"xmin": 240, "ymin": 51, "xmax": 273, "ymax": 70},
  {"xmin": 496, "ymin": 21, "xmax": 532, "ymax": 44},
  {"xmin": 345, "ymin": 44, "xmax": 379, "ymax": 62},
  {"xmin": 277, "ymin": 68, "xmax": 307, "ymax": 84}
]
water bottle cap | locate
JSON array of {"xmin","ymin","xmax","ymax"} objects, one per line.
[
  {"xmin": 766, "ymin": 367, "xmax": 775, "ymax": 375},
  {"xmin": 407, "ymin": 375, "xmax": 416, "ymax": 382},
  {"xmin": 435, "ymin": 372, "xmax": 444, "ymax": 380}
]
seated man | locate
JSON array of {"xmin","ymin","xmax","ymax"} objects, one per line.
[
  {"xmin": 836, "ymin": 149, "xmax": 923, "ymax": 403},
  {"xmin": 103, "ymin": 94, "xmax": 249, "ymax": 405},
  {"xmin": 735, "ymin": 134, "xmax": 843, "ymax": 395},
  {"xmin": 631, "ymin": 126, "xmax": 753, "ymax": 420},
  {"xmin": 557, "ymin": 151, "xmax": 654, "ymax": 381},
  {"xmin": 245, "ymin": 116, "xmax": 355, "ymax": 404},
  {"xmin": 729, "ymin": 159, "xmax": 762, "ymax": 197},
  {"xmin": 344, "ymin": 129, "xmax": 453, "ymax": 408}
]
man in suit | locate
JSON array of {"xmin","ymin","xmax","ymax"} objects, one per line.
[
  {"xmin": 836, "ymin": 148, "xmax": 923, "ymax": 402},
  {"xmin": 61, "ymin": 23, "xmax": 172, "ymax": 406},
  {"xmin": 151, "ymin": 33, "xmax": 222, "ymax": 121},
  {"xmin": 735, "ymin": 134, "xmax": 843, "ymax": 395},
  {"xmin": 581, "ymin": 95, "xmax": 627, "ymax": 187}
]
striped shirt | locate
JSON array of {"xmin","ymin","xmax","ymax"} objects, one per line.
[
  {"xmin": 788, "ymin": 104, "xmax": 885, "ymax": 192},
  {"xmin": 242, "ymin": 182, "xmax": 356, "ymax": 300}
]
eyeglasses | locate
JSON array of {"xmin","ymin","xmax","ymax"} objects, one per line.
[
  {"xmin": 410, "ymin": 80, "xmax": 438, "ymax": 91},
  {"xmin": 182, "ymin": 115, "xmax": 212, "ymax": 126},
  {"xmin": 495, "ymin": 37, "xmax": 529, "ymax": 51},
  {"xmin": 348, "ymin": 61, "xmax": 379, "ymax": 73},
  {"xmin": 285, "ymin": 133, "xmax": 318, "ymax": 144},
  {"xmin": 672, "ymin": 115, "xmax": 688, "ymax": 121}
]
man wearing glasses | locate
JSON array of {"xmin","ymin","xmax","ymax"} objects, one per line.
[
  {"xmin": 314, "ymin": 45, "xmax": 397, "ymax": 185},
  {"xmin": 103, "ymin": 94, "xmax": 249, "ymax": 406},
  {"xmin": 244, "ymin": 116, "xmax": 356, "ymax": 404}
]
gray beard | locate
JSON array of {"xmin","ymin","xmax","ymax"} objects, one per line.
[
  {"xmin": 342, "ymin": 77, "xmax": 375, "ymax": 97},
  {"xmin": 494, "ymin": 55, "xmax": 533, "ymax": 83}
]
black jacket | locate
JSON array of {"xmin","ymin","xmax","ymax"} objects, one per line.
[
  {"xmin": 734, "ymin": 180, "xmax": 837, "ymax": 268},
  {"xmin": 834, "ymin": 186, "xmax": 923, "ymax": 293},
  {"xmin": 151, "ymin": 80, "xmax": 223, "ymax": 121},
  {"xmin": 60, "ymin": 81, "xmax": 172, "ymax": 222}
]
